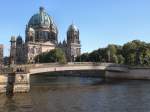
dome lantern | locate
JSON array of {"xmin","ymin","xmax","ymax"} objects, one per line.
[{"xmin": 39, "ymin": 6, "xmax": 45, "ymax": 13}]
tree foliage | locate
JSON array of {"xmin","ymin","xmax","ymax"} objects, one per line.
[
  {"xmin": 76, "ymin": 40, "xmax": 150, "ymax": 66},
  {"xmin": 35, "ymin": 48, "xmax": 67, "ymax": 64}
]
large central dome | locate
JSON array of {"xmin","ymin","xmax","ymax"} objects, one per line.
[
  {"xmin": 28, "ymin": 7, "xmax": 54, "ymax": 28},
  {"xmin": 26, "ymin": 7, "xmax": 58, "ymax": 44}
]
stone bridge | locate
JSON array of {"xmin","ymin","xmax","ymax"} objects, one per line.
[
  {"xmin": 28, "ymin": 62, "xmax": 129, "ymax": 74},
  {"xmin": 0, "ymin": 62, "xmax": 129, "ymax": 93}
]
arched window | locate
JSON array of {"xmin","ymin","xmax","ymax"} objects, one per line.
[{"xmin": 43, "ymin": 31, "xmax": 49, "ymax": 41}]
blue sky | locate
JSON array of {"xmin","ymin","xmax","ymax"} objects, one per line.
[{"xmin": 0, "ymin": 0, "xmax": 150, "ymax": 56}]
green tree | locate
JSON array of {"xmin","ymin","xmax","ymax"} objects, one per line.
[
  {"xmin": 111, "ymin": 54, "xmax": 118, "ymax": 63},
  {"xmin": 76, "ymin": 53, "xmax": 89, "ymax": 62},
  {"xmin": 107, "ymin": 44, "xmax": 117, "ymax": 55},
  {"xmin": 89, "ymin": 50, "xmax": 100, "ymax": 62},
  {"xmin": 75, "ymin": 39, "xmax": 150, "ymax": 66},
  {"xmin": 106, "ymin": 44, "xmax": 119, "ymax": 62},
  {"xmin": 117, "ymin": 55, "xmax": 125, "ymax": 64},
  {"xmin": 122, "ymin": 40, "xmax": 144, "ymax": 65},
  {"xmin": 35, "ymin": 48, "xmax": 67, "ymax": 64}
]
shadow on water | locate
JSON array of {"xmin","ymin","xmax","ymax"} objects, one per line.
[
  {"xmin": 30, "ymin": 73, "xmax": 137, "ymax": 93},
  {"xmin": 0, "ymin": 93, "xmax": 34, "ymax": 112},
  {"xmin": 30, "ymin": 72, "xmax": 107, "ymax": 87},
  {"xmin": 30, "ymin": 72, "xmax": 144, "ymax": 87},
  {"xmin": 3, "ymin": 97, "xmax": 18, "ymax": 112}
]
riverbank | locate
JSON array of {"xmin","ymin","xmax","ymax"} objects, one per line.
[
  {"xmin": 106, "ymin": 67, "xmax": 150, "ymax": 80},
  {"xmin": 1, "ymin": 67, "xmax": 150, "ymax": 93}
]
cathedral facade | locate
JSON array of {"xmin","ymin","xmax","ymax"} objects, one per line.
[{"xmin": 10, "ymin": 7, "xmax": 81, "ymax": 64}]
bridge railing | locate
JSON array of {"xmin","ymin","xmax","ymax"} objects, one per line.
[
  {"xmin": 25, "ymin": 62, "xmax": 101, "ymax": 68},
  {"xmin": 0, "ymin": 67, "xmax": 13, "ymax": 74},
  {"xmin": 20, "ymin": 62, "xmax": 128, "ymax": 69},
  {"xmin": 0, "ymin": 62, "xmax": 129, "ymax": 74},
  {"xmin": 0, "ymin": 65, "xmax": 29, "ymax": 74}
]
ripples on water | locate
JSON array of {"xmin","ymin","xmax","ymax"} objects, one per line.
[{"xmin": 1, "ymin": 74, "xmax": 150, "ymax": 112}]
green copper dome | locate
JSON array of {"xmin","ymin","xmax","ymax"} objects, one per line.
[
  {"xmin": 16, "ymin": 35, "xmax": 23, "ymax": 44},
  {"xmin": 10, "ymin": 36, "xmax": 16, "ymax": 42},
  {"xmin": 68, "ymin": 24, "xmax": 79, "ymax": 32},
  {"xmin": 28, "ymin": 7, "xmax": 54, "ymax": 28}
]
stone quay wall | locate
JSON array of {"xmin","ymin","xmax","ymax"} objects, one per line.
[
  {"xmin": 0, "ymin": 75, "xmax": 7, "ymax": 93},
  {"xmin": 106, "ymin": 67, "xmax": 150, "ymax": 80},
  {"xmin": 0, "ymin": 73, "xmax": 30, "ymax": 93}
]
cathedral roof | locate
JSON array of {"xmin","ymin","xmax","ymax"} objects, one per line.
[
  {"xmin": 17, "ymin": 35, "xmax": 22, "ymax": 39},
  {"xmin": 28, "ymin": 7, "xmax": 57, "ymax": 30},
  {"xmin": 68, "ymin": 24, "xmax": 79, "ymax": 32},
  {"xmin": 10, "ymin": 36, "xmax": 16, "ymax": 42},
  {"xmin": 16, "ymin": 36, "xmax": 23, "ymax": 44},
  {"xmin": 63, "ymin": 40, "xmax": 67, "ymax": 45}
]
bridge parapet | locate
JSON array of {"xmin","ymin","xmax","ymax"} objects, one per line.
[
  {"xmin": 27, "ymin": 63, "xmax": 129, "ymax": 74},
  {"xmin": 0, "ymin": 66, "xmax": 29, "ymax": 74},
  {"xmin": 0, "ymin": 63, "xmax": 129, "ymax": 75},
  {"xmin": 26, "ymin": 62, "xmax": 128, "ymax": 69},
  {"xmin": 0, "ymin": 67, "xmax": 14, "ymax": 74}
]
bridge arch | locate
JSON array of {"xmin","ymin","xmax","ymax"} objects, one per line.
[
  {"xmin": 0, "ymin": 63, "xmax": 129, "ymax": 93},
  {"xmin": 30, "ymin": 70, "xmax": 106, "ymax": 78}
]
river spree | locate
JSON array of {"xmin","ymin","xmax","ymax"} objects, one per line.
[{"xmin": 0, "ymin": 74, "xmax": 150, "ymax": 112}]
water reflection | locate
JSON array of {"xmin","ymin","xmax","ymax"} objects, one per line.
[
  {"xmin": 0, "ymin": 93, "xmax": 33, "ymax": 112},
  {"xmin": 1, "ymin": 74, "xmax": 150, "ymax": 112}
]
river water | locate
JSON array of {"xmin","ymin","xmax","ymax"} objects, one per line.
[{"xmin": 0, "ymin": 74, "xmax": 150, "ymax": 112}]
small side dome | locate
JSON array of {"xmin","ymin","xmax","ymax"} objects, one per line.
[
  {"xmin": 10, "ymin": 36, "xmax": 16, "ymax": 42},
  {"xmin": 16, "ymin": 35, "xmax": 23, "ymax": 44},
  {"xmin": 68, "ymin": 24, "xmax": 79, "ymax": 32},
  {"xmin": 63, "ymin": 40, "xmax": 67, "ymax": 46}
]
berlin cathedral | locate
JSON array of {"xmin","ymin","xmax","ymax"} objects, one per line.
[{"xmin": 10, "ymin": 7, "xmax": 81, "ymax": 64}]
